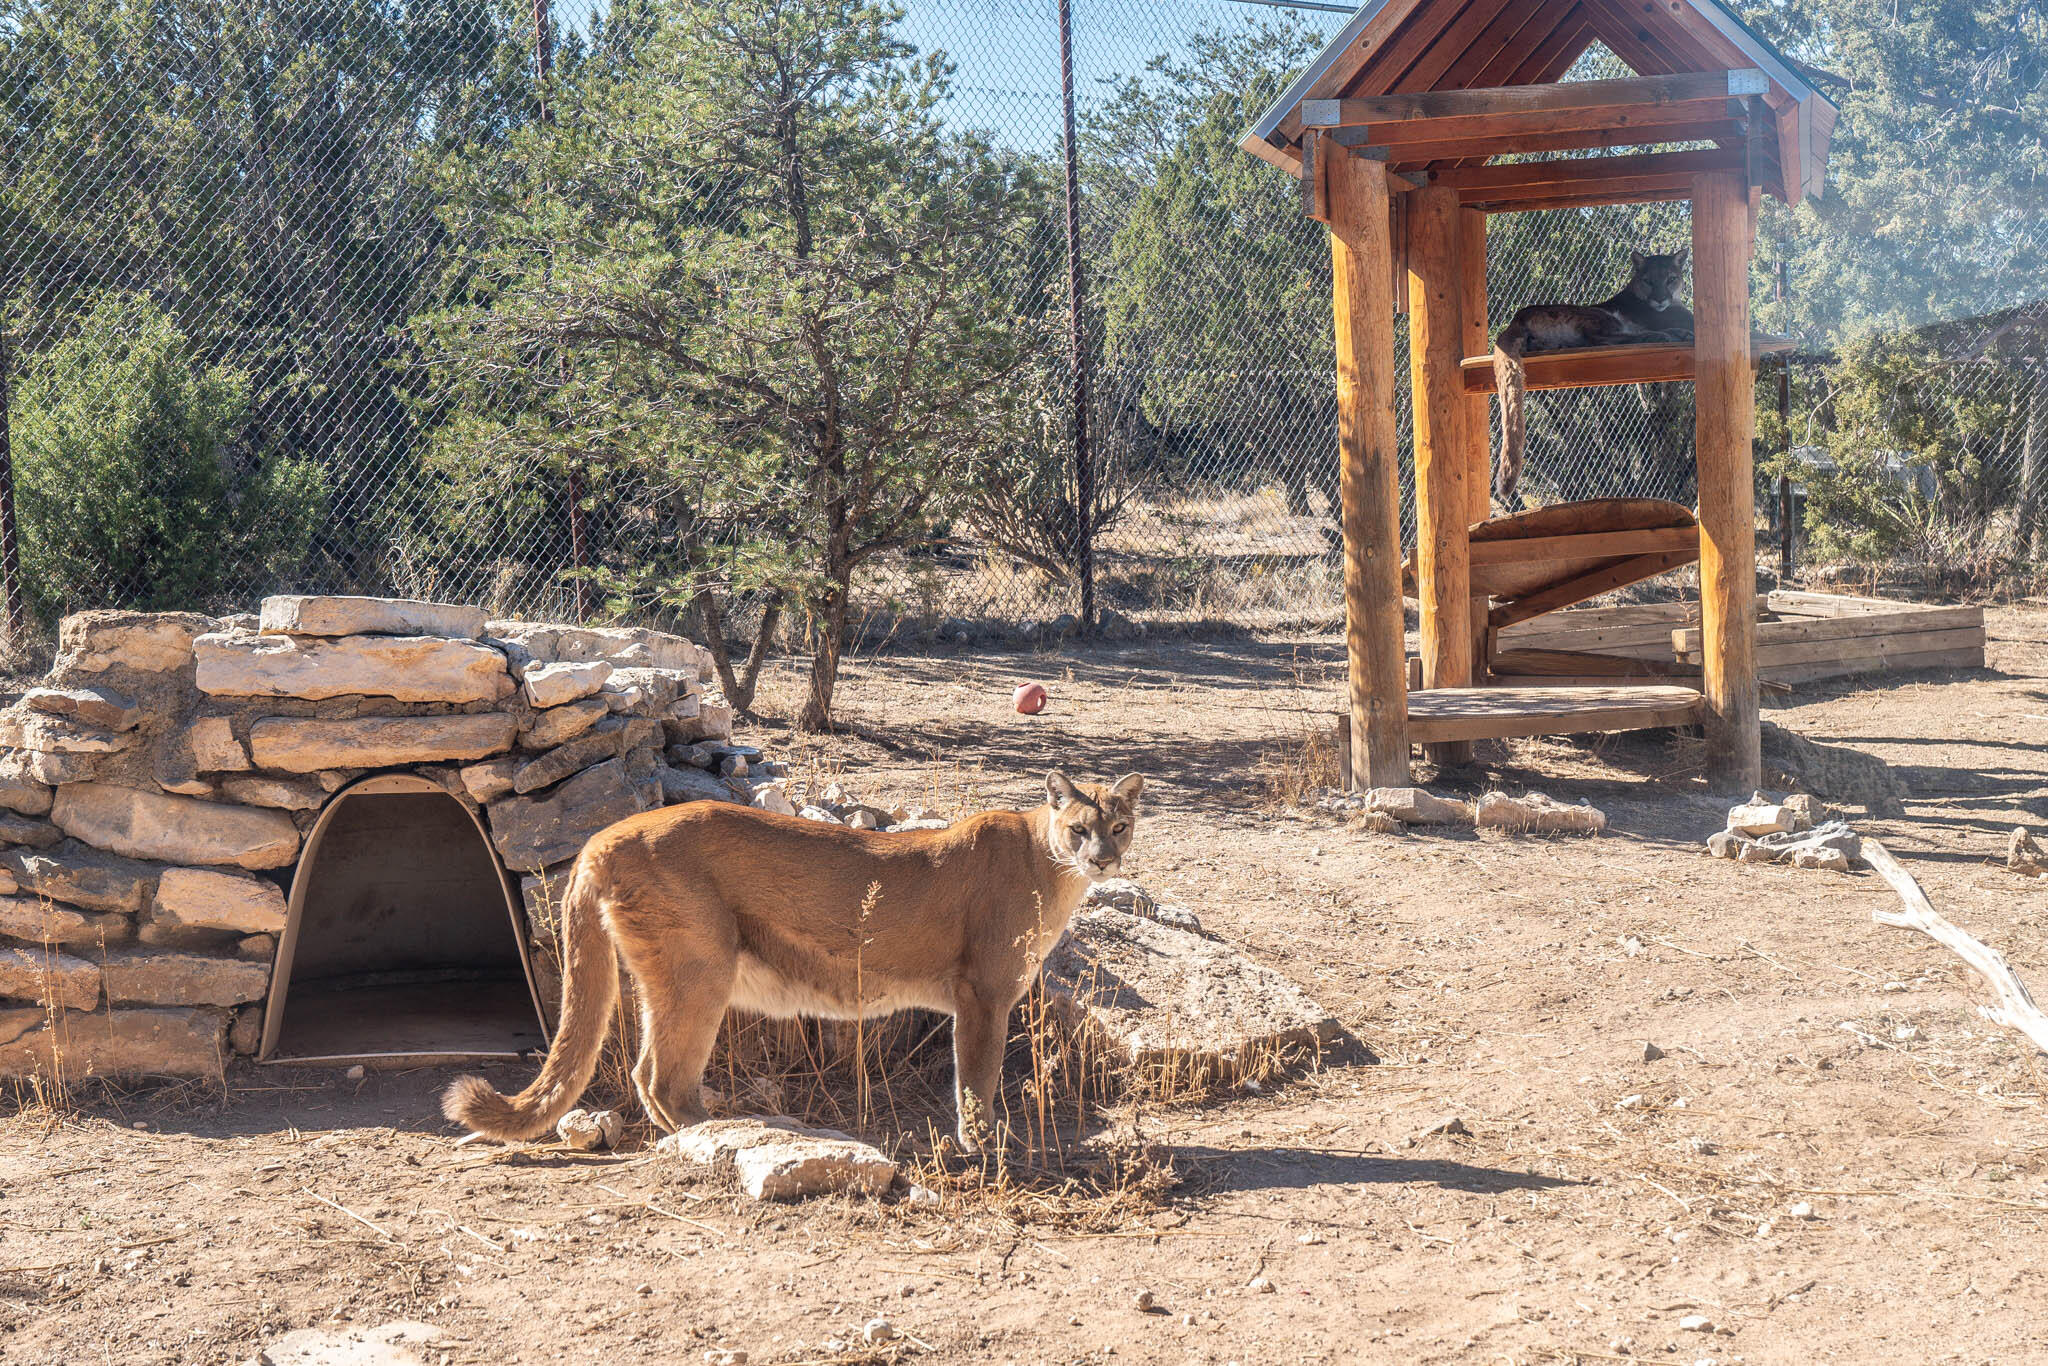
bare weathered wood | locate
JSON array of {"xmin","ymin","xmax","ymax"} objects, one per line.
[
  {"xmin": 1469, "ymin": 525, "xmax": 1699, "ymax": 567},
  {"xmin": 1488, "ymin": 549, "xmax": 1699, "ymax": 630},
  {"xmin": 1859, "ymin": 838, "xmax": 2048, "ymax": 1055},
  {"xmin": 1672, "ymin": 604, "xmax": 1982, "ymax": 653},
  {"xmin": 1405, "ymin": 683, "xmax": 1703, "ymax": 744},
  {"xmin": 1693, "ymin": 166, "xmax": 1760, "ymax": 792},
  {"xmin": 1302, "ymin": 70, "xmax": 1766, "ymax": 127},
  {"xmin": 1429, "ymin": 147, "xmax": 1742, "ymax": 193},
  {"xmin": 1458, "ymin": 207, "xmax": 1491, "ymax": 526},
  {"xmin": 1406, "ymin": 184, "xmax": 1474, "ymax": 764},
  {"xmin": 1457, "ymin": 335, "xmax": 1792, "ymax": 394},
  {"xmin": 1328, "ymin": 148, "xmax": 1409, "ymax": 789},
  {"xmin": 1682, "ymin": 626, "xmax": 1986, "ymax": 670},
  {"xmin": 1364, "ymin": 118, "xmax": 1747, "ymax": 167}
]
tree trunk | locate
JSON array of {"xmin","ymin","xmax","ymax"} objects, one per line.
[
  {"xmin": 798, "ymin": 582, "xmax": 848, "ymax": 732},
  {"xmin": 692, "ymin": 589, "xmax": 782, "ymax": 716},
  {"xmin": 2020, "ymin": 383, "xmax": 2045, "ymax": 565}
]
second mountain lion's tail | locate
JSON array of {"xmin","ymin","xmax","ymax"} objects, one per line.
[{"xmin": 1491, "ymin": 321, "xmax": 1530, "ymax": 507}]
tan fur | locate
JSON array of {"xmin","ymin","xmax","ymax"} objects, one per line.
[{"xmin": 444, "ymin": 770, "xmax": 1145, "ymax": 1150}]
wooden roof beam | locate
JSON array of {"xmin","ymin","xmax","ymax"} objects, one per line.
[
  {"xmin": 1428, "ymin": 147, "xmax": 1742, "ymax": 208},
  {"xmin": 1331, "ymin": 115, "xmax": 1748, "ymax": 165},
  {"xmin": 1301, "ymin": 68, "xmax": 1768, "ymax": 129}
]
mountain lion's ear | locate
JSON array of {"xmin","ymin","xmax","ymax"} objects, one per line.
[
  {"xmin": 1672, "ymin": 247, "xmax": 1689, "ymax": 272},
  {"xmin": 1110, "ymin": 774, "xmax": 1145, "ymax": 806},
  {"xmin": 1630, "ymin": 249, "xmax": 1645, "ymax": 269},
  {"xmin": 1045, "ymin": 771, "xmax": 1080, "ymax": 808}
]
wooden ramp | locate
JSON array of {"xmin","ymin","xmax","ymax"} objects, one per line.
[{"xmin": 1406, "ymin": 684, "xmax": 1705, "ymax": 745}]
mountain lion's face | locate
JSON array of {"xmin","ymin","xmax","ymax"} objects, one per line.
[
  {"xmin": 1044, "ymin": 771, "xmax": 1144, "ymax": 881},
  {"xmin": 1627, "ymin": 248, "xmax": 1689, "ymax": 313}
]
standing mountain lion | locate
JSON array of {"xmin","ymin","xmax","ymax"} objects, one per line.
[
  {"xmin": 1492, "ymin": 249, "xmax": 1694, "ymax": 505},
  {"xmin": 445, "ymin": 771, "xmax": 1145, "ymax": 1151}
]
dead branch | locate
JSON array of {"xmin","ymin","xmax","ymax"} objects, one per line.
[{"xmin": 1858, "ymin": 838, "xmax": 2048, "ymax": 1054}]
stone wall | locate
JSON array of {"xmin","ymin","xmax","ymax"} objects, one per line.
[{"xmin": 0, "ymin": 596, "xmax": 785, "ymax": 1080}]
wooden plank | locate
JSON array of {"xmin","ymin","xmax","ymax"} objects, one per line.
[
  {"xmin": 1372, "ymin": 118, "xmax": 1747, "ymax": 166},
  {"xmin": 1302, "ymin": 70, "xmax": 1766, "ymax": 128},
  {"xmin": 1405, "ymin": 684, "xmax": 1704, "ymax": 744},
  {"xmin": 1270, "ymin": 0, "xmax": 1433, "ymax": 149},
  {"xmin": 1490, "ymin": 549, "xmax": 1699, "ymax": 630},
  {"xmin": 1328, "ymin": 149, "xmax": 1410, "ymax": 789},
  {"xmin": 1459, "ymin": 207, "xmax": 1491, "ymax": 526},
  {"xmin": 1693, "ymin": 165, "xmax": 1759, "ymax": 792},
  {"xmin": 1672, "ymin": 605, "xmax": 1983, "ymax": 653},
  {"xmin": 1761, "ymin": 646, "xmax": 1984, "ymax": 686},
  {"xmin": 1683, "ymin": 626, "xmax": 1986, "ymax": 669},
  {"xmin": 1500, "ymin": 600, "xmax": 1699, "ymax": 632},
  {"xmin": 1482, "ymin": 187, "xmax": 1698, "ymax": 214},
  {"xmin": 1457, "ymin": 335, "xmax": 1793, "ymax": 394},
  {"xmin": 1490, "ymin": 647, "xmax": 1696, "ymax": 678},
  {"xmin": 1436, "ymin": 0, "xmax": 1581, "ymax": 95},
  {"xmin": 1764, "ymin": 588, "xmax": 1921, "ymax": 616},
  {"xmin": 1429, "ymin": 148, "xmax": 1742, "ymax": 193},
  {"xmin": 1468, "ymin": 526, "xmax": 1698, "ymax": 568},
  {"xmin": 1406, "ymin": 183, "xmax": 1475, "ymax": 764}
]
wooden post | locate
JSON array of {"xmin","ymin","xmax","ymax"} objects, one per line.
[
  {"xmin": 1458, "ymin": 207, "xmax": 1491, "ymax": 682},
  {"xmin": 1407, "ymin": 185, "xmax": 1474, "ymax": 763},
  {"xmin": 1328, "ymin": 149, "xmax": 1410, "ymax": 789},
  {"xmin": 1692, "ymin": 168, "xmax": 1761, "ymax": 792}
]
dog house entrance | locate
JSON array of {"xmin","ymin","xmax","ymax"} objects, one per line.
[{"xmin": 261, "ymin": 775, "xmax": 548, "ymax": 1065}]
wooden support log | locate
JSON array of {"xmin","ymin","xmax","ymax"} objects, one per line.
[
  {"xmin": 1859, "ymin": 838, "xmax": 2048, "ymax": 1055},
  {"xmin": 1427, "ymin": 147, "xmax": 1743, "ymax": 195},
  {"xmin": 1300, "ymin": 70, "xmax": 1768, "ymax": 128},
  {"xmin": 1347, "ymin": 118, "xmax": 1749, "ymax": 167},
  {"xmin": 1692, "ymin": 166, "xmax": 1761, "ymax": 792},
  {"xmin": 1458, "ymin": 208, "xmax": 1491, "ymax": 527},
  {"xmin": 1328, "ymin": 149, "xmax": 1409, "ymax": 789},
  {"xmin": 1406, "ymin": 184, "xmax": 1474, "ymax": 765}
]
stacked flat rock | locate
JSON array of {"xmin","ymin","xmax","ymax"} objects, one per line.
[{"xmin": 0, "ymin": 596, "xmax": 776, "ymax": 1082}]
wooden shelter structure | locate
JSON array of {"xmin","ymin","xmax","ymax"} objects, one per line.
[{"xmin": 1242, "ymin": 0, "xmax": 1835, "ymax": 792}]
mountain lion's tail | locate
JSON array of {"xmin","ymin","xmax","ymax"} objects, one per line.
[
  {"xmin": 1491, "ymin": 321, "xmax": 1530, "ymax": 506},
  {"xmin": 442, "ymin": 857, "xmax": 617, "ymax": 1141}
]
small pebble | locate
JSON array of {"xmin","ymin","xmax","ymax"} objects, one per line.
[
  {"xmin": 1641, "ymin": 1041, "xmax": 1666, "ymax": 1062},
  {"xmin": 345, "ymin": 1064, "xmax": 366, "ymax": 1081},
  {"xmin": 1295, "ymin": 1230, "xmax": 1325, "ymax": 1245},
  {"xmin": 636, "ymin": 1283, "xmax": 653, "ymax": 1296},
  {"xmin": 1678, "ymin": 1314, "xmax": 1714, "ymax": 1332},
  {"xmin": 1789, "ymin": 1201, "xmax": 1815, "ymax": 1219},
  {"xmin": 1247, "ymin": 1277, "xmax": 1274, "ymax": 1294},
  {"xmin": 1133, "ymin": 1288, "xmax": 1155, "ymax": 1312},
  {"xmin": 1616, "ymin": 1093, "xmax": 1649, "ymax": 1110},
  {"xmin": 862, "ymin": 1318, "xmax": 897, "ymax": 1344},
  {"xmin": 1894, "ymin": 1024, "xmax": 1920, "ymax": 1042}
]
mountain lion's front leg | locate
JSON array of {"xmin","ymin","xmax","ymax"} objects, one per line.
[{"xmin": 949, "ymin": 981, "xmax": 1010, "ymax": 1153}]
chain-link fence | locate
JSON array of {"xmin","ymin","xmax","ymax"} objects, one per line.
[{"xmin": 1, "ymin": 0, "xmax": 2043, "ymax": 656}]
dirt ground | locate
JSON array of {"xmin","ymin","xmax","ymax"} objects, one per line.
[{"xmin": 4, "ymin": 604, "xmax": 2047, "ymax": 1366}]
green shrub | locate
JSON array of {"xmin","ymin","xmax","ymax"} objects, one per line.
[{"xmin": 11, "ymin": 293, "xmax": 326, "ymax": 617}]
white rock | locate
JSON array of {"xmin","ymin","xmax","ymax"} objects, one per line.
[
  {"xmin": 250, "ymin": 1319, "xmax": 446, "ymax": 1366},
  {"xmin": 844, "ymin": 808, "xmax": 881, "ymax": 830},
  {"xmin": 523, "ymin": 660, "xmax": 613, "ymax": 709},
  {"xmin": 657, "ymin": 1117, "xmax": 897, "ymax": 1201},
  {"xmin": 52, "ymin": 782, "xmax": 299, "ymax": 870},
  {"xmin": 1727, "ymin": 792, "xmax": 1801, "ymax": 838},
  {"xmin": 486, "ymin": 621, "xmax": 704, "ymax": 674},
  {"xmin": 195, "ymin": 631, "xmax": 508, "ymax": 704},
  {"xmin": 1360, "ymin": 787, "xmax": 1473, "ymax": 825},
  {"xmin": 153, "ymin": 867, "xmax": 288, "ymax": 934},
  {"xmin": 863, "ymin": 1319, "xmax": 897, "ymax": 1344},
  {"xmin": 0, "ymin": 709, "xmax": 135, "ymax": 754},
  {"xmin": 798, "ymin": 805, "xmax": 842, "ymax": 824},
  {"xmin": 1474, "ymin": 791, "xmax": 1606, "ymax": 834},
  {"xmin": 520, "ymin": 695, "xmax": 610, "ymax": 750},
  {"xmin": 259, "ymin": 595, "xmax": 487, "ymax": 640},
  {"xmin": 54, "ymin": 610, "xmax": 213, "ymax": 675},
  {"xmin": 24, "ymin": 684, "xmax": 141, "ymax": 732},
  {"xmin": 1789, "ymin": 1201, "xmax": 1815, "ymax": 1219},
  {"xmin": 248, "ymin": 714, "xmax": 517, "ymax": 772},
  {"xmin": 750, "ymin": 782, "xmax": 795, "ymax": 816},
  {"xmin": 1678, "ymin": 1314, "xmax": 1714, "ymax": 1332},
  {"xmin": 556, "ymin": 1108, "xmax": 623, "ymax": 1151}
]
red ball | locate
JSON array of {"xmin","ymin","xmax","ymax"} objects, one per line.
[{"xmin": 1013, "ymin": 682, "xmax": 1048, "ymax": 715}]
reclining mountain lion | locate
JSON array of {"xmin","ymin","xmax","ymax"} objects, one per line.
[{"xmin": 445, "ymin": 770, "xmax": 1145, "ymax": 1151}]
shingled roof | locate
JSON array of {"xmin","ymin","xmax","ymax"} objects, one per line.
[{"xmin": 1244, "ymin": 0, "xmax": 1835, "ymax": 202}]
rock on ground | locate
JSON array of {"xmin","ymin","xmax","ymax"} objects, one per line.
[
  {"xmin": 251, "ymin": 1320, "xmax": 447, "ymax": 1366},
  {"xmin": 51, "ymin": 782, "xmax": 299, "ymax": 870},
  {"xmin": 53, "ymin": 610, "xmax": 214, "ymax": 676},
  {"xmin": 657, "ymin": 1116, "xmax": 897, "ymax": 1201},
  {"xmin": 259, "ymin": 594, "xmax": 487, "ymax": 640},
  {"xmin": 1043, "ymin": 908, "xmax": 1342, "ymax": 1081},
  {"xmin": 1474, "ymin": 791, "xmax": 1606, "ymax": 835}
]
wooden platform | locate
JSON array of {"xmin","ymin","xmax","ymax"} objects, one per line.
[
  {"xmin": 1495, "ymin": 591, "xmax": 1986, "ymax": 686},
  {"xmin": 1406, "ymin": 684, "xmax": 1704, "ymax": 744},
  {"xmin": 1459, "ymin": 335, "xmax": 1793, "ymax": 394}
]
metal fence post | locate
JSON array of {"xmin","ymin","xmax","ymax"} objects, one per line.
[
  {"xmin": 1057, "ymin": 0, "xmax": 1095, "ymax": 632},
  {"xmin": 0, "ymin": 314, "xmax": 24, "ymax": 644},
  {"xmin": 532, "ymin": 0, "xmax": 589, "ymax": 623}
]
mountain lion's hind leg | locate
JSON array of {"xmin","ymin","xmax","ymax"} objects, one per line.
[
  {"xmin": 618, "ymin": 929, "xmax": 735, "ymax": 1134},
  {"xmin": 950, "ymin": 981, "xmax": 1011, "ymax": 1153}
]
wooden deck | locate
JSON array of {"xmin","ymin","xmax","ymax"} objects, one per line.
[{"xmin": 1405, "ymin": 684, "xmax": 1705, "ymax": 745}]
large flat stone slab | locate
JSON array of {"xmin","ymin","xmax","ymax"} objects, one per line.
[
  {"xmin": 1043, "ymin": 908, "xmax": 1343, "ymax": 1080},
  {"xmin": 1, "ymin": 841, "xmax": 160, "ymax": 912},
  {"xmin": 0, "ymin": 1006, "xmax": 224, "ymax": 1080},
  {"xmin": 153, "ymin": 867, "xmax": 288, "ymax": 934},
  {"xmin": 522, "ymin": 659, "xmax": 612, "ymax": 709},
  {"xmin": 195, "ymin": 631, "xmax": 508, "ymax": 703},
  {"xmin": 101, "ymin": 948, "xmax": 270, "ymax": 1006},
  {"xmin": 657, "ymin": 1117, "xmax": 897, "ymax": 1201},
  {"xmin": 0, "ymin": 942, "xmax": 100, "ymax": 1009},
  {"xmin": 54, "ymin": 610, "xmax": 214, "ymax": 675},
  {"xmin": 259, "ymin": 595, "xmax": 488, "ymax": 640},
  {"xmin": 24, "ymin": 684, "xmax": 141, "ymax": 732},
  {"xmin": 486, "ymin": 757, "xmax": 651, "ymax": 872},
  {"xmin": 251, "ymin": 1320, "xmax": 446, "ymax": 1366},
  {"xmin": 0, "ymin": 708, "xmax": 137, "ymax": 754},
  {"xmin": 52, "ymin": 782, "xmax": 299, "ymax": 870},
  {"xmin": 248, "ymin": 713, "xmax": 517, "ymax": 772}
]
